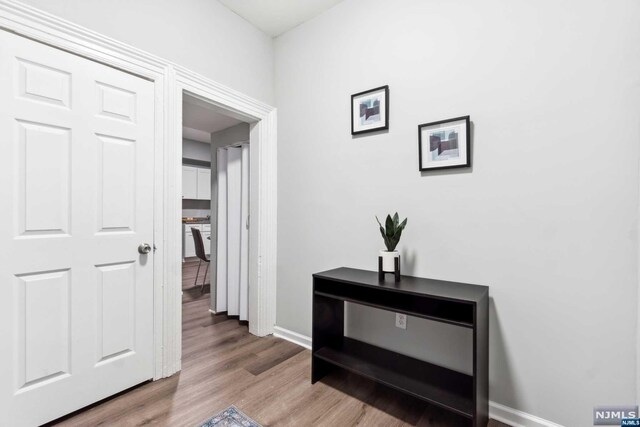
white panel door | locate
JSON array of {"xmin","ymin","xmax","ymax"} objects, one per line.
[
  {"xmin": 197, "ymin": 168, "xmax": 211, "ymax": 200},
  {"xmin": 226, "ymin": 148, "xmax": 242, "ymax": 316},
  {"xmin": 215, "ymin": 149, "xmax": 228, "ymax": 313},
  {"xmin": 0, "ymin": 30, "xmax": 155, "ymax": 427},
  {"xmin": 182, "ymin": 165, "xmax": 198, "ymax": 199}
]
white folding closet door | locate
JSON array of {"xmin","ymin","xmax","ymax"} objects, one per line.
[
  {"xmin": 215, "ymin": 145, "xmax": 250, "ymax": 319},
  {"xmin": 226, "ymin": 147, "xmax": 242, "ymax": 316},
  {"xmin": 0, "ymin": 30, "xmax": 155, "ymax": 426},
  {"xmin": 239, "ymin": 144, "xmax": 250, "ymax": 321},
  {"xmin": 215, "ymin": 149, "xmax": 228, "ymax": 313}
]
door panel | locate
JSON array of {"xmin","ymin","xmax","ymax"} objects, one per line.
[
  {"xmin": 97, "ymin": 134, "xmax": 136, "ymax": 232},
  {"xmin": 215, "ymin": 149, "xmax": 228, "ymax": 312},
  {"xmin": 17, "ymin": 58, "xmax": 71, "ymax": 108},
  {"xmin": 96, "ymin": 82, "xmax": 136, "ymax": 122},
  {"xmin": 96, "ymin": 261, "xmax": 136, "ymax": 363},
  {"xmin": 226, "ymin": 148, "xmax": 242, "ymax": 316},
  {"xmin": 239, "ymin": 144, "xmax": 250, "ymax": 321},
  {"xmin": 16, "ymin": 269, "xmax": 71, "ymax": 390},
  {"xmin": 17, "ymin": 120, "xmax": 71, "ymax": 236},
  {"xmin": 0, "ymin": 30, "xmax": 155, "ymax": 427}
]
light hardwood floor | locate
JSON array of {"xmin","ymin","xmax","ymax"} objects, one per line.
[{"xmin": 47, "ymin": 260, "xmax": 509, "ymax": 427}]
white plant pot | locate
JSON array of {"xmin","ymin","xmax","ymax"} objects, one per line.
[{"xmin": 379, "ymin": 250, "xmax": 399, "ymax": 272}]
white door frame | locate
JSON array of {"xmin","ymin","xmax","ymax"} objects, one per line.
[{"xmin": 0, "ymin": 0, "xmax": 278, "ymax": 380}]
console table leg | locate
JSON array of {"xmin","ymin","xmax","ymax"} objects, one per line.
[
  {"xmin": 312, "ymin": 281, "xmax": 345, "ymax": 384},
  {"xmin": 311, "ymin": 357, "xmax": 333, "ymax": 383},
  {"xmin": 473, "ymin": 295, "xmax": 489, "ymax": 426}
]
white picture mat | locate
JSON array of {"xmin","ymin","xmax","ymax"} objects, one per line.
[
  {"xmin": 420, "ymin": 119, "xmax": 468, "ymax": 168},
  {"xmin": 352, "ymin": 87, "xmax": 387, "ymax": 132}
]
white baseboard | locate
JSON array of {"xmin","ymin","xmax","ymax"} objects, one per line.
[
  {"xmin": 271, "ymin": 326, "xmax": 563, "ymax": 427},
  {"xmin": 208, "ymin": 309, "xmax": 217, "ymax": 315},
  {"xmin": 489, "ymin": 401, "xmax": 563, "ymax": 427},
  {"xmin": 273, "ymin": 325, "xmax": 312, "ymax": 349}
]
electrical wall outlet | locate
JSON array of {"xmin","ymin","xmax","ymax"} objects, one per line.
[{"xmin": 395, "ymin": 313, "xmax": 407, "ymax": 329}]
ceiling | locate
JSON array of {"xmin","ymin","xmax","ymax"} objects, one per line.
[
  {"xmin": 182, "ymin": 95, "xmax": 244, "ymax": 143},
  {"xmin": 218, "ymin": 0, "xmax": 345, "ymax": 37}
]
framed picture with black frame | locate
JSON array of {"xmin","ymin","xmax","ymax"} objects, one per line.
[
  {"xmin": 418, "ymin": 115, "xmax": 471, "ymax": 171},
  {"xmin": 351, "ymin": 85, "xmax": 389, "ymax": 135}
]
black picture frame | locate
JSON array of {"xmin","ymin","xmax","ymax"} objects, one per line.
[
  {"xmin": 418, "ymin": 115, "xmax": 471, "ymax": 171},
  {"xmin": 351, "ymin": 85, "xmax": 389, "ymax": 135}
]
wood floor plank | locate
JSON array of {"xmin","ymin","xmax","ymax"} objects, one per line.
[
  {"xmin": 47, "ymin": 262, "xmax": 511, "ymax": 427},
  {"xmin": 244, "ymin": 339, "xmax": 305, "ymax": 375}
]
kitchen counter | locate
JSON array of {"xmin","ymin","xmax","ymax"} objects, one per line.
[{"xmin": 182, "ymin": 217, "xmax": 210, "ymax": 224}]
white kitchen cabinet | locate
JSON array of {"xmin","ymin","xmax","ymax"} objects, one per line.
[
  {"xmin": 184, "ymin": 227, "xmax": 196, "ymax": 258},
  {"xmin": 182, "ymin": 166, "xmax": 198, "ymax": 199},
  {"xmin": 203, "ymin": 231, "xmax": 211, "ymax": 255},
  {"xmin": 182, "ymin": 165, "xmax": 211, "ymax": 200},
  {"xmin": 197, "ymin": 168, "xmax": 211, "ymax": 200}
]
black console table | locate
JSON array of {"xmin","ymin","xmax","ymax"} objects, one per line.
[{"xmin": 311, "ymin": 267, "xmax": 488, "ymax": 427}]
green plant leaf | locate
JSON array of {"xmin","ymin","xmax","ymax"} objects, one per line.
[
  {"xmin": 392, "ymin": 229, "xmax": 402, "ymax": 245},
  {"xmin": 376, "ymin": 216, "xmax": 391, "ymax": 250},
  {"xmin": 385, "ymin": 215, "xmax": 394, "ymax": 238},
  {"xmin": 379, "ymin": 227, "xmax": 388, "ymax": 246},
  {"xmin": 390, "ymin": 218, "xmax": 407, "ymax": 247},
  {"xmin": 393, "ymin": 212, "xmax": 399, "ymax": 229},
  {"xmin": 388, "ymin": 234, "xmax": 399, "ymax": 251}
]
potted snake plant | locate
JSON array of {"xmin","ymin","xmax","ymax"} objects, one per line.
[{"xmin": 376, "ymin": 212, "xmax": 408, "ymax": 273}]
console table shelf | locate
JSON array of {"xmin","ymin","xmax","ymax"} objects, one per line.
[
  {"xmin": 315, "ymin": 338, "xmax": 474, "ymax": 418},
  {"xmin": 313, "ymin": 290, "xmax": 474, "ymax": 328},
  {"xmin": 311, "ymin": 267, "xmax": 488, "ymax": 427}
]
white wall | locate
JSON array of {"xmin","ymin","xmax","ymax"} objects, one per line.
[
  {"xmin": 20, "ymin": 0, "xmax": 274, "ymax": 104},
  {"xmin": 183, "ymin": 139, "xmax": 211, "ymax": 163},
  {"xmin": 274, "ymin": 0, "xmax": 640, "ymax": 425}
]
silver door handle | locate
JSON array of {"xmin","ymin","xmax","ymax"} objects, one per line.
[{"xmin": 138, "ymin": 243, "xmax": 152, "ymax": 254}]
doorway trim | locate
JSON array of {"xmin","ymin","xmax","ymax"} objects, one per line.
[
  {"xmin": 0, "ymin": 0, "xmax": 278, "ymax": 380},
  {"xmin": 172, "ymin": 66, "xmax": 278, "ymax": 370}
]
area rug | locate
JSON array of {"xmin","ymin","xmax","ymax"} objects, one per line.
[{"xmin": 198, "ymin": 406, "xmax": 263, "ymax": 427}]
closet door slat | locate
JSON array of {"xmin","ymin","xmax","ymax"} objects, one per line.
[
  {"xmin": 215, "ymin": 148, "xmax": 228, "ymax": 312},
  {"xmin": 226, "ymin": 147, "xmax": 243, "ymax": 316},
  {"xmin": 239, "ymin": 144, "xmax": 250, "ymax": 321}
]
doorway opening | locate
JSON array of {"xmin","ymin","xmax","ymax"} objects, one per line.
[{"xmin": 181, "ymin": 92, "xmax": 252, "ymax": 331}]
